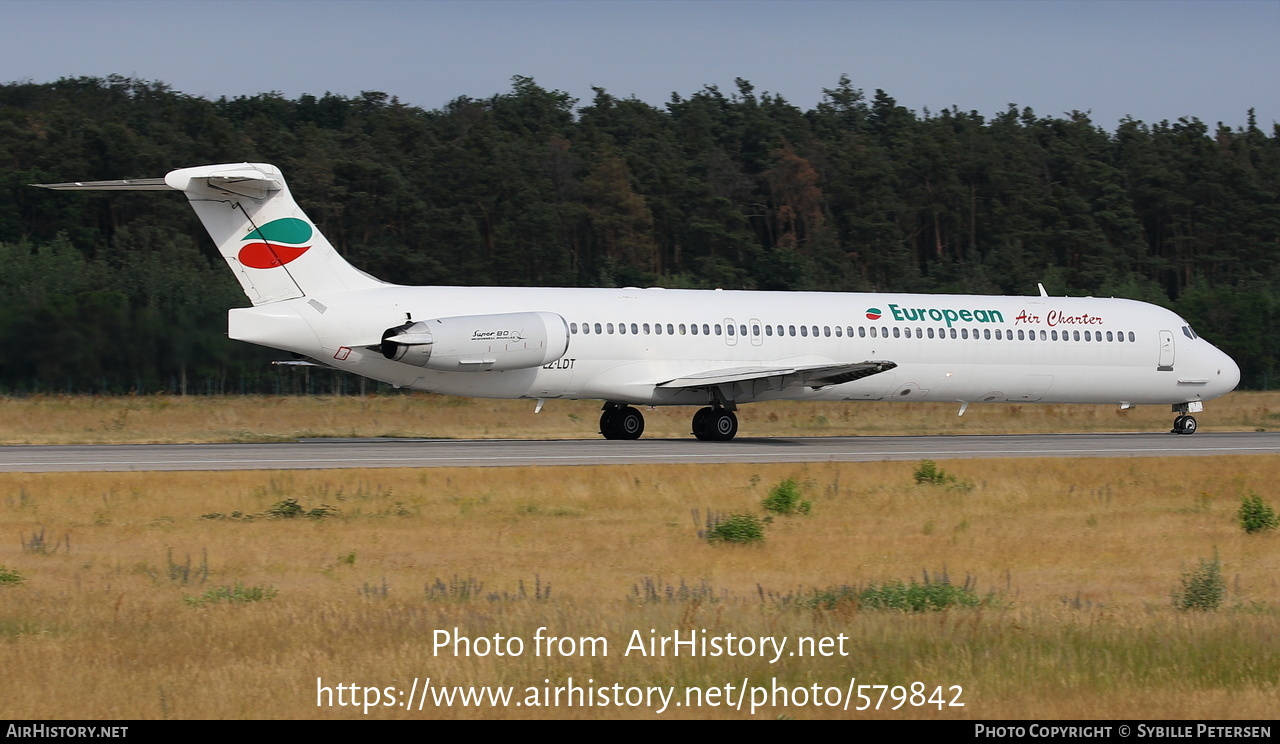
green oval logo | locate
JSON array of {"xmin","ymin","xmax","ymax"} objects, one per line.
[{"xmin": 242, "ymin": 218, "xmax": 312, "ymax": 245}]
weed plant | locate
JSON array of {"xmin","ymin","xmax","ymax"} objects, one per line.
[
  {"xmin": 184, "ymin": 584, "xmax": 278, "ymax": 607},
  {"xmin": 762, "ymin": 477, "xmax": 812, "ymax": 516},
  {"xmin": 630, "ymin": 577, "xmax": 729, "ymax": 604},
  {"xmin": 20, "ymin": 526, "xmax": 69, "ymax": 554},
  {"xmin": 1237, "ymin": 493, "xmax": 1278, "ymax": 534},
  {"xmin": 1174, "ymin": 553, "xmax": 1225, "ymax": 611},
  {"xmin": 424, "ymin": 575, "xmax": 551, "ymax": 602},
  {"xmin": 705, "ymin": 513, "xmax": 765, "ymax": 544},
  {"xmin": 0, "ymin": 567, "xmax": 23, "ymax": 585},
  {"xmin": 773, "ymin": 570, "xmax": 995, "ymax": 612},
  {"xmin": 912, "ymin": 460, "xmax": 973, "ymax": 490}
]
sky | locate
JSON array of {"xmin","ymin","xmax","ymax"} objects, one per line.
[{"xmin": 2, "ymin": 0, "xmax": 1276, "ymax": 130}]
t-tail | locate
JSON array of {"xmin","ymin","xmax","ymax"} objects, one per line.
[{"xmin": 34, "ymin": 163, "xmax": 384, "ymax": 304}]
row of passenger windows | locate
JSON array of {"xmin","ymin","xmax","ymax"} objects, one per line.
[{"xmin": 569, "ymin": 321, "xmax": 1137, "ymax": 344}]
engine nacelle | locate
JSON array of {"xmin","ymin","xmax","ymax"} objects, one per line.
[{"xmin": 380, "ymin": 311, "xmax": 569, "ymax": 372}]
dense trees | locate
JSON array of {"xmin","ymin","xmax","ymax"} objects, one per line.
[{"xmin": 0, "ymin": 74, "xmax": 1276, "ymax": 390}]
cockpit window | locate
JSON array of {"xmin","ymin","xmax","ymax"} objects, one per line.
[{"xmin": 1182, "ymin": 325, "xmax": 1198, "ymax": 340}]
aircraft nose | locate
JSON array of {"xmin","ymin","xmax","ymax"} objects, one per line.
[{"xmin": 1215, "ymin": 348, "xmax": 1241, "ymax": 396}]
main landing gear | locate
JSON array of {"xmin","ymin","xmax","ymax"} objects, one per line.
[
  {"xmin": 599, "ymin": 403, "xmax": 645, "ymax": 440},
  {"xmin": 692, "ymin": 406, "xmax": 737, "ymax": 441},
  {"xmin": 598, "ymin": 403, "xmax": 740, "ymax": 441}
]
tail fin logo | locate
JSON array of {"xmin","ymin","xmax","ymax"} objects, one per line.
[{"xmin": 237, "ymin": 218, "xmax": 313, "ymax": 269}]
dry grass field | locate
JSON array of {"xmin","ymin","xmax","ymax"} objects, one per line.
[
  {"xmin": 0, "ymin": 389, "xmax": 1275, "ymax": 443},
  {"xmin": 1, "ymin": 456, "xmax": 1277, "ymax": 719}
]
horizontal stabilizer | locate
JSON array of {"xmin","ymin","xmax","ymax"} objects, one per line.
[{"xmin": 32, "ymin": 178, "xmax": 172, "ymax": 191}]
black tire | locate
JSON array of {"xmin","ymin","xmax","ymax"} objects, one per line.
[
  {"xmin": 1179, "ymin": 415, "xmax": 1197, "ymax": 435},
  {"xmin": 692, "ymin": 407, "xmax": 713, "ymax": 440},
  {"xmin": 709, "ymin": 409, "xmax": 738, "ymax": 441},
  {"xmin": 599, "ymin": 409, "xmax": 620, "ymax": 439},
  {"xmin": 617, "ymin": 406, "xmax": 645, "ymax": 440}
]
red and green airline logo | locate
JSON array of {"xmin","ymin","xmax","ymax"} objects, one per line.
[
  {"xmin": 238, "ymin": 218, "xmax": 312, "ymax": 269},
  {"xmin": 865, "ymin": 308, "xmax": 883, "ymax": 320}
]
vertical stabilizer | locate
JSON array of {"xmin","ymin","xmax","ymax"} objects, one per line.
[
  {"xmin": 164, "ymin": 163, "xmax": 383, "ymax": 303},
  {"xmin": 36, "ymin": 163, "xmax": 384, "ymax": 304}
]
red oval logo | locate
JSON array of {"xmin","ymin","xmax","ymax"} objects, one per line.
[
  {"xmin": 238, "ymin": 242, "xmax": 311, "ymax": 269},
  {"xmin": 866, "ymin": 311, "xmax": 882, "ymax": 320}
]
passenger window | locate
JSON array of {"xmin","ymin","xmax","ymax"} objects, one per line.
[
  {"xmin": 655, "ymin": 323, "xmax": 662, "ymax": 335},
  {"xmin": 949, "ymin": 328, "xmax": 957, "ymax": 339},
  {"xmin": 811, "ymin": 326, "xmax": 818, "ymax": 337},
  {"xmin": 607, "ymin": 323, "xmax": 615, "ymax": 334},
  {"xmin": 847, "ymin": 326, "xmax": 854, "ymax": 337},
  {"xmin": 892, "ymin": 327, "xmax": 900, "ymax": 338},
  {"xmin": 1128, "ymin": 331, "xmax": 1135, "ymax": 342},
  {"xmin": 984, "ymin": 329, "xmax": 991, "ymax": 340},
  {"xmin": 801, "ymin": 326, "xmax": 809, "ymax": 337},
  {"xmin": 835, "ymin": 326, "xmax": 842, "ymax": 338},
  {"xmin": 703, "ymin": 324, "xmax": 711, "ymax": 335},
  {"xmin": 618, "ymin": 322, "xmax": 626, "ymax": 335},
  {"xmin": 667, "ymin": 324, "xmax": 674, "ymax": 335},
  {"xmin": 727, "ymin": 324, "xmax": 735, "ymax": 336},
  {"xmin": 868, "ymin": 326, "xmax": 875, "ymax": 338},
  {"xmin": 715, "ymin": 324, "xmax": 722, "ymax": 335},
  {"xmin": 690, "ymin": 324, "xmax": 697, "ymax": 335},
  {"xmin": 753, "ymin": 325, "xmax": 760, "ymax": 336},
  {"xmin": 858, "ymin": 326, "xmax": 865, "ymax": 338},
  {"xmin": 570, "ymin": 322, "xmax": 578, "ymax": 334},
  {"xmin": 741, "ymin": 325, "xmax": 748, "ymax": 336},
  {"xmin": 927, "ymin": 327, "xmax": 935, "ymax": 339},
  {"xmin": 1073, "ymin": 331, "xmax": 1080, "ymax": 341},
  {"xmin": 679, "ymin": 324, "xmax": 686, "ymax": 335},
  {"xmin": 643, "ymin": 323, "xmax": 650, "ymax": 334},
  {"xmin": 824, "ymin": 326, "xmax": 831, "ymax": 337},
  {"xmin": 1039, "ymin": 330, "xmax": 1046, "ymax": 341},
  {"xmin": 594, "ymin": 323, "xmax": 602, "ymax": 334},
  {"xmin": 1017, "ymin": 330, "xmax": 1025, "ymax": 340},
  {"xmin": 961, "ymin": 328, "xmax": 969, "ymax": 339},
  {"xmin": 995, "ymin": 329, "xmax": 1001, "ymax": 340},
  {"xmin": 765, "ymin": 325, "xmax": 772, "ymax": 337},
  {"xmin": 1106, "ymin": 331, "xmax": 1113, "ymax": 342}
]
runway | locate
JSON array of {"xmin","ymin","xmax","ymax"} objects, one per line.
[{"xmin": 0, "ymin": 431, "xmax": 1276, "ymax": 472}]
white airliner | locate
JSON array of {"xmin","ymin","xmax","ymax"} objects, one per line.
[{"xmin": 36, "ymin": 163, "xmax": 1240, "ymax": 440}]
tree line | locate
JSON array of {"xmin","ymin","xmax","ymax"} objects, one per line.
[{"xmin": 0, "ymin": 74, "xmax": 1276, "ymax": 391}]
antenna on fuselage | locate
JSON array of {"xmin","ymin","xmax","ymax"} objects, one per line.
[{"xmin": 1037, "ymin": 283, "xmax": 1048, "ymax": 297}]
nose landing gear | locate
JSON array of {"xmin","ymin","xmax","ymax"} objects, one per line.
[{"xmin": 1171, "ymin": 401, "xmax": 1203, "ymax": 435}]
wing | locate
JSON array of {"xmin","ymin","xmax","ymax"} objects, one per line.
[{"xmin": 657, "ymin": 360, "xmax": 897, "ymax": 391}]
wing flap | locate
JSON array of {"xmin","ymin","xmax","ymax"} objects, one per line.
[{"xmin": 658, "ymin": 360, "xmax": 896, "ymax": 391}]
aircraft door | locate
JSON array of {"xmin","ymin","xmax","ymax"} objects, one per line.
[
  {"xmin": 724, "ymin": 318, "xmax": 738, "ymax": 346},
  {"xmin": 1158, "ymin": 330, "xmax": 1175, "ymax": 371},
  {"xmin": 749, "ymin": 318, "xmax": 763, "ymax": 346}
]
